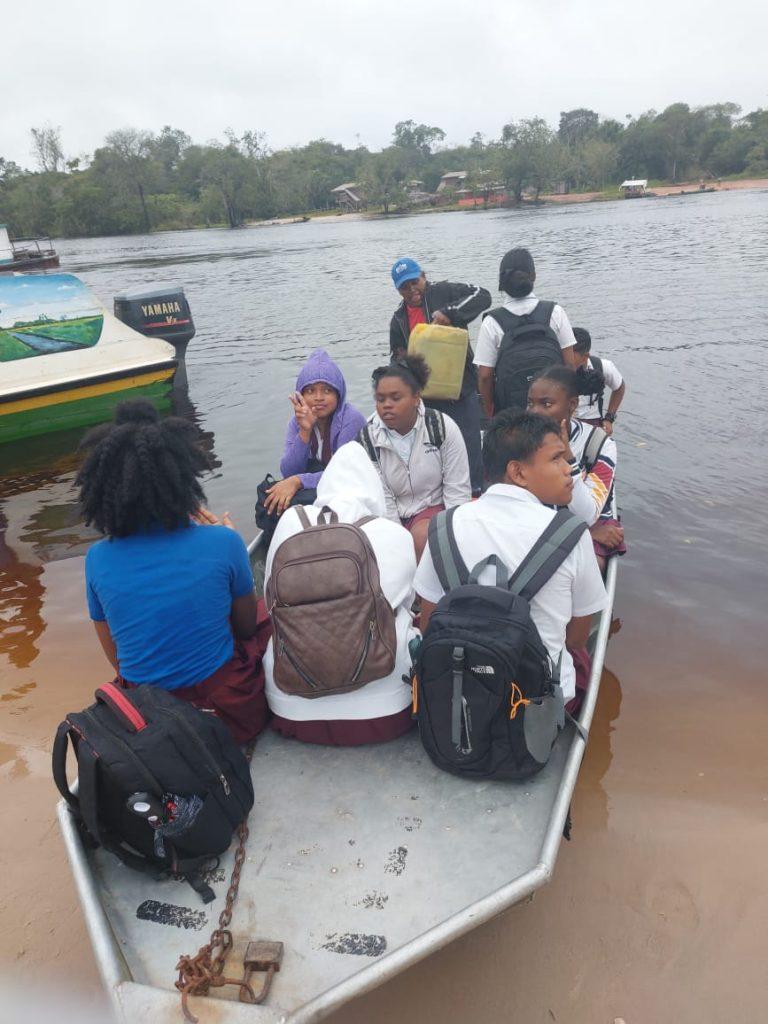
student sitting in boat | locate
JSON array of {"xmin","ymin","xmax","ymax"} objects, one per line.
[
  {"xmin": 262, "ymin": 442, "xmax": 417, "ymax": 745},
  {"xmin": 389, "ymin": 257, "xmax": 491, "ymax": 496},
  {"xmin": 415, "ymin": 410, "xmax": 607, "ymax": 707},
  {"xmin": 78, "ymin": 400, "xmax": 269, "ymax": 744},
  {"xmin": 526, "ymin": 365, "xmax": 625, "ymax": 572},
  {"xmin": 359, "ymin": 355, "xmax": 471, "ymax": 558},
  {"xmin": 263, "ymin": 349, "xmax": 367, "ymax": 517},
  {"xmin": 474, "ymin": 247, "xmax": 577, "ymax": 419},
  {"xmin": 572, "ymin": 327, "xmax": 626, "ymax": 433}
]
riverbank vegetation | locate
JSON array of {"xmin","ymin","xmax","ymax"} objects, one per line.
[{"xmin": 2, "ymin": 102, "xmax": 767, "ymax": 238}]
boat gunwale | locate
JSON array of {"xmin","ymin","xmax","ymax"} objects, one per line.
[
  {"xmin": 57, "ymin": 534, "xmax": 618, "ymax": 1023},
  {"xmin": 0, "ymin": 357, "xmax": 178, "ymax": 405}
]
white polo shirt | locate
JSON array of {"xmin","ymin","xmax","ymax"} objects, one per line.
[
  {"xmin": 414, "ymin": 484, "xmax": 606, "ymax": 701},
  {"xmin": 473, "ymin": 293, "xmax": 577, "ymax": 368},
  {"xmin": 575, "ymin": 356, "xmax": 623, "ymax": 421}
]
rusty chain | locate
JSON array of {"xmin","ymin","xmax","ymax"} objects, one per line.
[{"xmin": 175, "ymin": 745, "xmax": 257, "ymax": 1023}]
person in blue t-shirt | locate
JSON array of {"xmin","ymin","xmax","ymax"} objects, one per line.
[{"xmin": 77, "ymin": 400, "xmax": 270, "ymax": 744}]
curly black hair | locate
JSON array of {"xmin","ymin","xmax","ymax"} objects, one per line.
[{"xmin": 76, "ymin": 400, "xmax": 210, "ymax": 538}]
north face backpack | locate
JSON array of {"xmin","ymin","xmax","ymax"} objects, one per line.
[
  {"xmin": 485, "ymin": 301, "xmax": 563, "ymax": 414},
  {"xmin": 53, "ymin": 682, "xmax": 254, "ymax": 902},
  {"xmin": 414, "ymin": 507, "xmax": 587, "ymax": 781},
  {"xmin": 266, "ymin": 506, "xmax": 397, "ymax": 697},
  {"xmin": 580, "ymin": 422, "xmax": 609, "ymax": 472},
  {"xmin": 357, "ymin": 407, "xmax": 446, "ymax": 462}
]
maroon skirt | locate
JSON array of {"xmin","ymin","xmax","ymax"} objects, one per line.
[
  {"xmin": 400, "ymin": 504, "xmax": 445, "ymax": 532},
  {"xmin": 270, "ymin": 706, "xmax": 414, "ymax": 747},
  {"xmin": 564, "ymin": 646, "xmax": 592, "ymax": 716},
  {"xmin": 119, "ymin": 605, "xmax": 272, "ymax": 746}
]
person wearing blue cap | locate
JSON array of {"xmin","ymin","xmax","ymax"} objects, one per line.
[{"xmin": 389, "ymin": 258, "xmax": 490, "ymax": 494}]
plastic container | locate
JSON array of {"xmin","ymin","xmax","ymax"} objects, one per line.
[{"xmin": 407, "ymin": 323, "xmax": 468, "ymax": 401}]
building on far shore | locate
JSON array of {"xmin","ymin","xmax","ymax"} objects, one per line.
[
  {"xmin": 436, "ymin": 171, "xmax": 468, "ymax": 193},
  {"xmin": 331, "ymin": 182, "xmax": 367, "ymax": 212}
]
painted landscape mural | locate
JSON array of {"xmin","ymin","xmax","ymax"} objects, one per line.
[{"xmin": 0, "ymin": 274, "xmax": 104, "ymax": 362}]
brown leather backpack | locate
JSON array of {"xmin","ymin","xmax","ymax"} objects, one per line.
[{"xmin": 266, "ymin": 506, "xmax": 397, "ymax": 698}]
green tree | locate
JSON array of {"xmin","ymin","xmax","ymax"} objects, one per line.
[
  {"xmin": 30, "ymin": 125, "xmax": 65, "ymax": 173},
  {"xmin": 392, "ymin": 120, "xmax": 446, "ymax": 156},
  {"xmin": 558, "ymin": 108, "xmax": 599, "ymax": 147}
]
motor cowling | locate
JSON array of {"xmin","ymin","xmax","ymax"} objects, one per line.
[{"xmin": 114, "ymin": 284, "xmax": 195, "ymax": 359}]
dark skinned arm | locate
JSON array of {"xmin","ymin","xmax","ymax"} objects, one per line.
[
  {"xmin": 419, "ymin": 599, "xmax": 437, "ymax": 634},
  {"xmin": 565, "ymin": 614, "xmax": 593, "ymax": 651},
  {"xmin": 477, "ymin": 366, "xmax": 495, "ymax": 419},
  {"xmin": 93, "ymin": 620, "xmax": 119, "ymax": 672},
  {"xmin": 231, "ymin": 591, "xmax": 260, "ymax": 640}
]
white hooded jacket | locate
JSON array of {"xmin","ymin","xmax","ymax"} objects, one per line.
[{"xmin": 263, "ymin": 442, "xmax": 417, "ymax": 722}]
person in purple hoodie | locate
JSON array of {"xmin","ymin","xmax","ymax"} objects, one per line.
[{"xmin": 264, "ymin": 349, "xmax": 367, "ymax": 515}]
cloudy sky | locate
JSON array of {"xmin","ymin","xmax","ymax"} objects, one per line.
[{"xmin": 3, "ymin": 0, "xmax": 765, "ymax": 167}]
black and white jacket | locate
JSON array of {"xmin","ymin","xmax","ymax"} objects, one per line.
[{"xmin": 389, "ymin": 279, "xmax": 491, "ymax": 398}]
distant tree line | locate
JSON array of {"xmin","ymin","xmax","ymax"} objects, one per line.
[{"xmin": 1, "ymin": 102, "xmax": 767, "ymax": 238}]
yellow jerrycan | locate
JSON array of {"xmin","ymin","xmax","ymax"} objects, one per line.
[{"xmin": 407, "ymin": 322, "xmax": 468, "ymax": 401}]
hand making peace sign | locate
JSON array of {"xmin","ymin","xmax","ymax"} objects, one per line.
[{"xmin": 289, "ymin": 390, "xmax": 317, "ymax": 444}]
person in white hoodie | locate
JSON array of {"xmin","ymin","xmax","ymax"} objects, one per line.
[
  {"xmin": 263, "ymin": 442, "xmax": 418, "ymax": 745},
  {"xmin": 358, "ymin": 354, "xmax": 471, "ymax": 558}
]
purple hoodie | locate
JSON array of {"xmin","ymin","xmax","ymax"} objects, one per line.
[{"xmin": 280, "ymin": 349, "xmax": 367, "ymax": 488}]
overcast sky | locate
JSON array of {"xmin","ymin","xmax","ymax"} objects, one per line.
[{"xmin": 3, "ymin": 0, "xmax": 765, "ymax": 167}]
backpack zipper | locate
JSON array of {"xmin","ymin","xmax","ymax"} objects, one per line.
[
  {"xmin": 350, "ymin": 620, "xmax": 375, "ymax": 682},
  {"xmin": 153, "ymin": 704, "xmax": 232, "ymax": 798},
  {"xmin": 279, "ymin": 639, "xmax": 320, "ymax": 690}
]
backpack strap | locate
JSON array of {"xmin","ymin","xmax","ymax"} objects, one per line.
[
  {"xmin": 508, "ymin": 510, "xmax": 587, "ymax": 602},
  {"xmin": 582, "ymin": 425, "xmax": 608, "ymax": 472},
  {"xmin": 530, "ymin": 300, "xmax": 555, "ymax": 324},
  {"xmin": 295, "ymin": 505, "xmax": 312, "ymax": 529},
  {"xmin": 316, "ymin": 506, "xmax": 339, "ymax": 525},
  {"xmin": 589, "ymin": 356, "xmax": 605, "ymax": 418},
  {"xmin": 424, "ymin": 407, "xmax": 445, "ymax": 449},
  {"xmin": 482, "ymin": 307, "xmax": 523, "ymax": 332},
  {"xmin": 354, "ymin": 515, "xmax": 377, "ymax": 528},
  {"xmin": 427, "ymin": 506, "xmax": 471, "ymax": 591},
  {"xmin": 52, "ymin": 721, "xmax": 79, "ymax": 810},
  {"xmin": 357, "ymin": 424, "xmax": 378, "ymax": 464}
]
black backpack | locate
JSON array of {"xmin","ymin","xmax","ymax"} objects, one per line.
[
  {"xmin": 53, "ymin": 683, "xmax": 254, "ymax": 902},
  {"xmin": 358, "ymin": 408, "xmax": 446, "ymax": 462},
  {"xmin": 485, "ymin": 301, "xmax": 563, "ymax": 413},
  {"xmin": 414, "ymin": 507, "xmax": 587, "ymax": 781},
  {"xmin": 578, "ymin": 355, "xmax": 606, "ymax": 419}
]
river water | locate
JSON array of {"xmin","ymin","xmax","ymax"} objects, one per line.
[{"xmin": 1, "ymin": 192, "xmax": 767, "ymax": 1022}]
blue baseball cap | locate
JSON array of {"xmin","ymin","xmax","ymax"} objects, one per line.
[{"xmin": 391, "ymin": 257, "xmax": 423, "ymax": 290}]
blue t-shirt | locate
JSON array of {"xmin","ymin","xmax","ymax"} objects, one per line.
[{"xmin": 85, "ymin": 523, "xmax": 254, "ymax": 691}]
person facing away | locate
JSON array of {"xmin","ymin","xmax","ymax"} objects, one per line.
[
  {"xmin": 78, "ymin": 400, "xmax": 269, "ymax": 744},
  {"xmin": 389, "ymin": 257, "xmax": 491, "ymax": 495},
  {"xmin": 264, "ymin": 348, "xmax": 367, "ymax": 516},
  {"xmin": 262, "ymin": 442, "xmax": 418, "ymax": 746},
  {"xmin": 415, "ymin": 411, "xmax": 606, "ymax": 706},
  {"xmin": 527, "ymin": 365, "xmax": 625, "ymax": 573},
  {"xmin": 572, "ymin": 327, "xmax": 626, "ymax": 433},
  {"xmin": 359, "ymin": 354, "xmax": 471, "ymax": 559},
  {"xmin": 475, "ymin": 247, "xmax": 577, "ymax": 420}
]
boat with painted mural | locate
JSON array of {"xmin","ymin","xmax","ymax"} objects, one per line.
[
  {"xmin": 57, "ymin": 536, "xmax": 617, "ymax": 1024},
  {"xmin": 0, "ymin": 272, "xmax": 177, "ymax": 444},
  {"xmin": 0, "ymin": 222, "xmax": 60, "ymax": 272}
]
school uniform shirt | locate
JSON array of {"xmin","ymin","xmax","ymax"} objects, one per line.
[
  {"xmin": 85, "ymin": 523, "xmax": 254, "ymax": 690},
  {"xmin": 575, "ymin": 356, "xmax": 623, "ymax": 421},
  {"xmin": 364, "ymin": 404, "xmax": 471, "ymax": 521},
  {"xmin": 263, "ymin": 442, "xmax": 417, "ymax": 722},
  {"xmin": 566, "ymin": 418, "xmax": 618, "ymax": 525},
  {"xmin": 473, "ymin": 292, "xmax": 577, "ymax": 368},
  {"xmin": 414, "ymin": 484, "xmax": 606, "ymax": 702}
]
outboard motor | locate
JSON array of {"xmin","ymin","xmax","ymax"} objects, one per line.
[{"xmin": 114, "ymin": 284, "xmax": 195, "ymax": 360}]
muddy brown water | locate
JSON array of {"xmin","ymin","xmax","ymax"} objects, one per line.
[{"xmin": 1, "ymin": 192, "xmax": 767, "ymax": 1022}]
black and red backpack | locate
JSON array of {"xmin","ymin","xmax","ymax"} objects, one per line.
[{"xmin": 53, "ymin": 683, "xmax": 253, "ymax": 902}]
